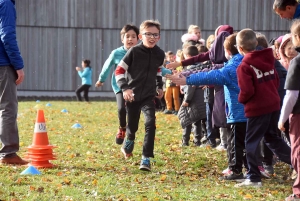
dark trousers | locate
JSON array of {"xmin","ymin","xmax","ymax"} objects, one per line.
[
  {"xmin": 183, "ymin": 119, "xmax": 203, "ymax": 144},
  {"xmin": 261, "ymin": 140, "xmax": 274, "ymax": 166},
  {"xmin": 116, "ymin": 92, "xmax": 126, "ymax": 128},
  {"xmin": 227, "ymin": 122, "xmax": 248, "ymax": 173},
  {"xmin": 126, "ymin": 97, "xmax": 156, "ymax": 158},
  {"xmin": 75, "ymin": 84, "xmax": 91, "ymax": 101},
  {"xmin": 206, "ymin": 102, "xmax": 218, "ymax": 144},
  {"xmin": 245, "ymin": 111, "xmax": 291, "ymax": 182},
  {"xmin": 290, "ymin": 114, "xmax": 300, "ymax": 195}
]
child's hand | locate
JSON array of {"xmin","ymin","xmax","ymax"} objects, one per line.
[
  {"xmin": 165, "ymin": 73, "xmax": 187, "ymax": 85},
  {"xmin": 156, "ymin": 89, "xmax": 164, "ymax": 99},
  {"xmin": 166, "ymin": 62, "xmax": 180, "ymax": 69},
  {"xmin": 95, "ymin": 81, "xmax": 104, "ymax": 88},
  {"xmin": 76, "ymin": 67, "xmax": 81, "ymax": 71},
  {"xmin": 278, "ymin": 122, "xmax": 285, "ymax": 131},
  {"xmin": 123, "ymin": 89, "xmax": 134, "ymax": 102},
  {"xmin": 182, "ymin": 101, "xmax": 189, "ymax": 107}
]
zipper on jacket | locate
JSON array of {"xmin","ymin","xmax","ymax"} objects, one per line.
[{"xmin": 139, "ymin": 48, "xmax": 151, "ymax": 101}]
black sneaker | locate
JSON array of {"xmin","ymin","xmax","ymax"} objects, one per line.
[
  {"xmin": 219, "ymin": 172, "xmax": 244, "ymax": 181},
  {"xmin": 200, "ymin": 141, "xmax": 216, "ymax": 148},
  {"xmin": 193, "ymin": 141, "xmax": 201, "ymax": 146},
  {"xmin": 139, "ymin": 158, "xmax": 151, "ymax": 171}
]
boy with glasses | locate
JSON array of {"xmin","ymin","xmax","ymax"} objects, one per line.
[{"xmin": 115, "ymin": 20, "xmax": 165, "ymax": 171}]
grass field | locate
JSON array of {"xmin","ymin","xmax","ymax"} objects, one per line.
[{"xmin": 0, "ymin": 101, "xmax": 294, "ymax": 201}]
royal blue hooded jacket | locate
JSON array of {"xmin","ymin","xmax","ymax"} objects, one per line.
[{"xmin": 0, "ymin": 0, "xmax": 23, "ymax": 70}]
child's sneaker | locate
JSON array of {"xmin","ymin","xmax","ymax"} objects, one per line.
[
  {"xmin": 234, "ymin": 179, "xmax": 262, "ymax": 188},
  {"xmin": 181, "ymin": 140, "xmax": 189, "ymax": 146},
  {"xmin": 263, "ymin": 164, "xmax": 274, "ymax": 175},
  {"xmin": 258, "ymin": 166, "xmax": 270, "ymax": 178},
  {"xmin": 219, "ymin": 172, "xmax": 244, "ymax": 181},
  {"xmin": 115, "ymin": 127, "xmax": 126, "ymax": 145},
  {"xmin": 163, "ymin": 109, "xmax": 173, "ymax": 114},
  {"xmin": 222, "ymin": 167, "xmax": 232, "ymax": 176},
  {"xmin": 285, "ymin": 194, "xmax": 300, "ymax": 201},
  {"xmin": 216, "ymin": 144, "xmax": 227, "ymax": 151},
  {"xmin": 200, "ymin": 136, "xmax": 207, "ymax": 143},
  {"xmin": 291, "ymin": 169, "xmax": 298, "ymax": 180},
  {"xmin": 121, "ymin": 139, "xmax": 134, "ymax": 159},
  {"xmin": 139, "ymin": 158, "xmax": 151, "ymax": 171}
]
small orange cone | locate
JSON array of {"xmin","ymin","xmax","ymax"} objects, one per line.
[{"xmin": 25, "ymin": 110, "xmax": 57, "ymax": 168}]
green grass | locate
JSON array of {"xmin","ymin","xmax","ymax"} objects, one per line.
[{"xmin": 0, "ymin": 101, "xmax": 294, "ymax": 200}]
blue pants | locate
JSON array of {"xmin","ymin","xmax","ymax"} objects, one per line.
[{"xmin": 246, "ymin": 111, "xmax": 291, "ymax": 182}]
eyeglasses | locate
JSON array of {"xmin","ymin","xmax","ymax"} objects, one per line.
[{"xmin": 142, "ymin": 32, "xmax": 160, "ymax": 39}]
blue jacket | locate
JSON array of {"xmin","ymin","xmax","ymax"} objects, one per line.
[
  {"xmin": 0, "ymin": 0, "xmax": 23, "ymax": 70},
  {"xmin": 293, "ymin": 4, "xmax": 300, "ymax": 19},
  {"xmin": 186, "ymin": 54, "xmax": 247, "ymax": 123},
  {"xmin": 99, "ymin": 46, "xmax": 127, "ymax": 94},
  {"xmin": 78, "ymin": 67, "xmax": 92, "ymax": 85}
]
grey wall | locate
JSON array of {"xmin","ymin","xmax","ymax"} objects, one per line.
[{"xmin": 16, "ymin": 0, "xmax": 291, "ymax": 93}]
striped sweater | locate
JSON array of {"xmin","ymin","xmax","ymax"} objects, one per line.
[{"xmin": 115, "ymin": 43, "xmax": 165, "ymax": 101}]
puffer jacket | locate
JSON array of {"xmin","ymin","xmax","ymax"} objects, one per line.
[
  {"xmin": 178, "ymin": 86, "xmax": 206, "ymax": 128},
  {"xmin": 0, "ymin": 0, "xmax": 23, "ymax": 70}
]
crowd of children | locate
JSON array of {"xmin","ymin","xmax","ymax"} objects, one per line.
[{"xmin": 90, "ymin": 18, "xmax": 300, "ymax": 200}]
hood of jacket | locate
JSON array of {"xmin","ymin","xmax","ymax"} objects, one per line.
[
  {"xmin": 279, "ymin": 34, "xmax": 292, "ymax": 70},
  {"xmin": 242, "ymin": 48, "xmax": 275, "ymax": 72},
  {"xmin": 215, "ymin": 25, "xmax": 233, "ymax": 37},
  {"xmin": 209, "ymin": 31, "xmax": 230, "ymax": 64}
]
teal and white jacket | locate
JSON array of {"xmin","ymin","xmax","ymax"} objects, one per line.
[{"xmin": 99, "ymin": 46, "xmax": 127, "ymax": 94}]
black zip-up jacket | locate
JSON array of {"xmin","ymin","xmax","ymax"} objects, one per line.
[{"xmin": 115, "ymin": 43, "xmax": 165, "ymax": 101}]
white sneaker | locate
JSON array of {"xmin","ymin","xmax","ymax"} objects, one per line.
[
  {"xmin": 234, "ymin": 179, "xmax": 262, "ymax": 188},
  {"xmin": 222, "ymin": 167, "xmax": 233, "ymax": 176},
  {"xmin": 216, "ymin": 144, "xmax": 227, "ymax": 151}
]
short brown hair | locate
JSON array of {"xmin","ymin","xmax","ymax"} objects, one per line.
[
  {"xmin": 196, "ymin": 44, "xmax": 209, "ymax": 53},
  {"xmin": 165, "ymin": 51, "xmax": 174, "ymax": 56},
  {"xmin": 237, "ymin": 28, "xmax": 257, "ymax": 52},
  {"xmin": 273, "ymin": 0, "xmax": 298, "ymax": 11},
  {"xmin": 224, "ymin": 33, "xmax": 239, "ymax": 55},
  {"xmin": 120, "ymin": 24, "xmax": 139, "ymax": 41},
  {"xmin": 183, "ymin": 45, "xmax": 199, "ymax": 57},
  {"xmin": 256, "ymin": 33, "xmax": 269, "ymax": 48},
  {"xmin": 140, "ymin": 20, "xmax": 161, "ymax": 33}
]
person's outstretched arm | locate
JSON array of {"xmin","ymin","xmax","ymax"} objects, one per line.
[
  {"xmin": 97, "ymin": 50, "xmax": 119, "ymax": 86},
  {"xmin": 166, "ymin": 51, "xmax": 210, "ymax": 69}
]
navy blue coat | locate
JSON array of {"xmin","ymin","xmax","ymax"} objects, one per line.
[{"xmin": 0, "ymin": 0, "xmax": 23, "ymax": 70}]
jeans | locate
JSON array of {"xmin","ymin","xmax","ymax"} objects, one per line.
[
  {"xmin": 126, "ymin": 97, "xmax": 156, "ymax": 158},
  {"xmin": 0, "ymin": 66, "xmax": 19, "ymax": 158}
]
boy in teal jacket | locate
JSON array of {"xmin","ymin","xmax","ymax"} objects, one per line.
[{"xmin": 95, "ymin": 24, "xmax": 139, "ymax": 145}]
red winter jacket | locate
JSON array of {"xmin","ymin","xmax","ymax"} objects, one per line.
[{"xmin": 237, "ymin": 48, "xmax": 280, "ymax": 117}]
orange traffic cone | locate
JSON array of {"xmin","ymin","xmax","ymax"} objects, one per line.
[{"xmin": 26, "ymin": 110, "xmax": 57, "ymax": 168}]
